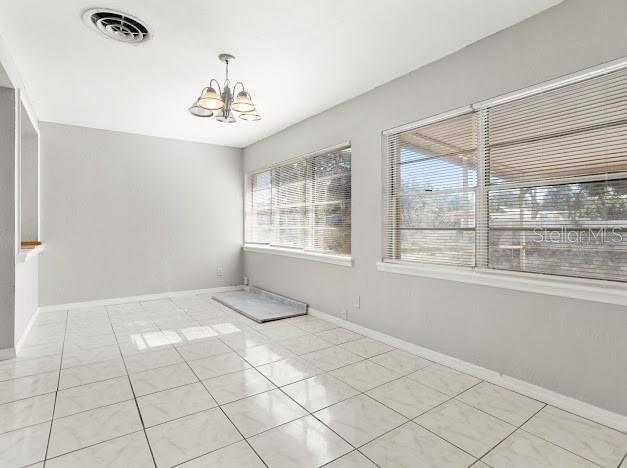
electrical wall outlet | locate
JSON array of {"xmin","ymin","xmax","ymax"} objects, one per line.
[
  {"xmin": 353, "ymin": 295, "xmax": 360, "ymax": 308},
  {"xmin": 216, "ymin": 265, "xmax": 224, "ymax": 278},
  {"xmin": 340, "ymin": 308, "xmax": 348, "ymax": 320},
  {"xmin": 243, "ymin": 276, "xmax": 249, "ymax": 286}
]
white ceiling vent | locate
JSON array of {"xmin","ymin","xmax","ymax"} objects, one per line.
[{"xmin": 83, "ymin": 9, "xmax": 150, "ymax": 44}]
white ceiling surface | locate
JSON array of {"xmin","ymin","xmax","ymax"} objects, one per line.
[{"xmin": 0, "ymin": 0, "xmax": 561, "ymax": 148}]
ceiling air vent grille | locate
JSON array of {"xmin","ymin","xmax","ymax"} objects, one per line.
[{"xmin": 83, "ymin": 9, "xmax": 150, "ymax": 44}]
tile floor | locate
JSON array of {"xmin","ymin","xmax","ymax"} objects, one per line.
[{"xmin": 0, "ymin": 293, "xmax": 626, "ymax": 467}]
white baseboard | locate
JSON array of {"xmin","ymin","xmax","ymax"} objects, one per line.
[
  {"xmin": 309, "ymin": 308, "xmax": 627, "ymax": 432},
  {"xmin": 38, "ymin": 285, "xmax": 245, "ymax": 313},
  {"xmin": 15, "ymin": 307, "xmax": 40, "ymax": 354},
  {"xmin": 0, "ymin": 347, "xmax": 16, "ymax": 361}
]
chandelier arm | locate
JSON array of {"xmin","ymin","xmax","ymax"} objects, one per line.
[
  {"xmin": 232, "ymin": 82, "xmax": 245, "ymax": 96},
  {"xmin": 209, "ymin": 78, "xmax": 222, "ymax": 95}
]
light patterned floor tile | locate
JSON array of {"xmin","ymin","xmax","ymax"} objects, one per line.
[
  {"xmin": 202, "ymin": 368, "xmax": 275, "ymax": 404},
  {"xmin": 415, "ymin": 400, "xmax": 515, "ymax": 457},
  {"xmin": 0, "ymin": 371, "xmax": 58, "ymax": 405},
  {"xmin": 0, "ymin": 393, "xmax": 55, "ymax": 434},
  {"xmin": 457, "ymin": 381, "xmax": 544, "ymax": 426},
  {"xmin": 123, "ymin": 347, "xmax": 184, "ymax": 374},
  {"xmin": 330, "ymin": 360, "xmax": 400, "ymax": 392},
  {"xmin": 175, "ymin": 338, "xmax": 231, "ymax": 361},
  {"xmin": 55, "ymin": 376, "xmax": 133, "ymax": 418},
  {"xmin": 361, "ymin": 422, "xmax": 475, "ymax": 468},
  {"xmin": 178, "ymin": 440, "xmax": 265, "ymax": 467},
  {"xmin": 129, "ymin": 362, "xmax": 198, "ymax": 396},
  {"xmin": 58, "ymin": 358, "xmax": 127, "ymax": 390},
  {"xmin": 45, "ymin": 431, "xmax": 153, "ymax": 467},
  {"xmin": 316, "ymin": 328, "xmax": 363, "ymax": 345},
  {"xmin": 0, "ymin": 421, "xmax": 50, "ymax": 467},
  {"xmin": 301, "ymin": 346, "xmax": 363, "ymax": 372},
  {"xmin": 366, "ymin": 377, "xmax": 450, "ymax": 418},
  {"xmin": 222, "ymin": 388, "xmax": 308, "ymax": 437},
  {"xmin": 339, "ymin": 338, "xmax": 393, "ymax": 358},
  {"xmin": 522, "ymin": 405, "xmax": 627, "ymax": 468},
  {"xmin": 237, "ymin": 343, "xmax": 294, "ymax": 367},
  {"xmin": 368, "ymin": 349, "xmax": 431, "ymax": 375},
  {"xmin": 323, "ymin": 450, "xmax": 377, "ymax": 467},
  {"xmin": 137, "ymin": 381, "xmax": 217, "ymax": 427},
  {"xmin": 291, "ymin": 318, "xmax": 338, "ymax": 333},
  {"xmin": 407, "ymin": 364, "xmax": 480, "ymax": 396},
  {"xmin": 282, "ymin": 374, "xmax": 359, "ymax": 412},
  {"xmin": 314, "ymin": 394, "xmax": 408, "ymax": 447},
  {"xmin": 278, "ymin": 335, "xmax": 334, "ymax": 355},
  {"xmin": 483, "ymin": 430, "xmax": 599, "ymax": 468},
  {"xmin": 256, "ymin": 357, "xmax": 322, "ymax": 386},
  {"xmin": 48, "ymin": 400, "xmax": 143, "ymax": 458},
  {"xmin": 0, "ymin": 355, "xmax": 61, "ymax": 382},
  {"xmin": 249, "ymin": 415, "xmax": 352, "ymax": 468},
  {"xmin": 187, "ymin": 352, "xmax": 251, "ymax": 379},
  {"xmin": 146, "ymin": 408, "xmax": 242, "ymax": 467}
]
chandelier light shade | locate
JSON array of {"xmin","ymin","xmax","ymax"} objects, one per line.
[{"xmin": 189, "ymin": 53, "xmax": 261, "ymax": 123}]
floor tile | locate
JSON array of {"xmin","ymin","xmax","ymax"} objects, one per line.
[
  {"xmin": 123, "ymin": 347, "xmax": 184, "ymax": 374},
  {"xmin": 366, "ymin": 377, "xmax": 450, "ymax": 418},
  {"xmin": 369, "ymin": 349, "xmax": 431, "ymax": 375},
  {"xmin": 237, "ymin": 343, "xmax": 294, "ymax": 366},
  {"xmin": 339, "ymin": 338, "xmax": 393, "ymax": 358},
  {"xmin": 62, "ymin": 334, "xmax": 117, "ymax": 352},
  {"xmin": 146, "ymin": 407, "xmax": 242, "ymax": 467},
  {"xmin": 291, "ymin": 318, "xmax": 338, "ymax": 333},
  {"xmin": 202, "ymin": 368, "xmax": 275, "ymax": 405},
  {"xmin": 282, "ymin": 374, "xmax": 359, "ymax": 412},
  {"xmin": 407, "ymin": 364, "xmax": 480, "ymax": 396},
  {"xmin": 219, "ymin": 330, "xmax": 269, "ymax": 350},
  {"xmin": 361, "ymin": 421, "xmax": 475, "ymax": 468},
  {"xmin": 522, "ymin": 405, "xmax": 627, "ymax": 468},
  {"xmin": 0, "ymin": 370, "xmax": 58, "ymax": 404},
  {"xmin": 222, "ymin": 388, "xmax": 308, "ymax": 437},
  {"xmin": 16, "ymin": 342, "xmax": 64, "ymax": 360},
  {"xmin": 0, "ymin": 393, "xmax": 55, "ymax": 434},
  {"xmin": 323, "ymin": 450, "xmax": 377, "ymax": 467},
  {"xmin": 250, "ymin": 415, "xmax": 352, "ymax": 468},
  {"xmin": 483, "ymin": 429, "xmax": 599, "ymax": 468},
  {"xmin": 45, "ymin": 431, "xmax": 154, "ymax": 467},
  {"xmin": 256, "ymin": 357, "xmax": 322, "ymax": 386},
  {"xmin": 314, "ymin": 394, "xmax": 407, "ymax": 447},
  {"xmin": 330, "ymin": 360, "xmax": 400, "ymax": 392},
  {"xmin": 187, "ymin": 352, "xmax": 251, "ymax": 379},
  {"xmin": 457, "ymin": 381, "xmax": 544, "ymax": 426},
  {"xmin": 316, "ymin": 328, "xmax": 363, "ymax": 345},
  {"xmin": 48, "ymin": 400, "xmax": 143, "ymax": 458},
  {"xmin": 55, "ymin": 376, "xmax": 133, "ymax": 418},
  {"xmin": 58, "ymin": 358, "xmax": 127, "ymax": 390},
  {"xmin": 137, "ymin": 381, "xmax": 216, "ymax": 427},
  {"xmin": 415, "ymin": 400, "xmax": 515, "ymax": 458},
  {"xmin": 175, "ymin": 338, "xmax": 231, "ymax": 361},
  {"xmin": 261, "ymin": 325, "xmax": 309, "ymax": 342},
  {"xmin": 279, "ymin": 335, "xmax": 334, "ymax": 355},
  {"xmin": 178, "ymin": 440, "xmax": 265, "ymax": 467},
  {"xmin": 0, "ymin": 421, "xmax": 50, "ymax": 467},
  {"xmin": 0, "ymin": 355, "xmax": 61, "ymax": 382},
  {"xmin": 301, "ymin": 346, "xmax": 363, "ymax": 372},
  {"xmin": 129, "ymin": 362, "xmax": 197, "ymax": 396}
]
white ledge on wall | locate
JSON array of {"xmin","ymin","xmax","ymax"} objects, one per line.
[
  {"xmin": 16, "ymin": 244, "xmax": 45, "ymax": 263},
  {"xmin": 243, "ymin": 244, "xmax": 353, "ymax": 267},
  {"xmin": 376, "ymin": 261, "xmax": 627, "ymax": 307}
]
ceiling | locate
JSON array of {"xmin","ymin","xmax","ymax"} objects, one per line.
[{"xmin": 0, "ymin": 0, "xmax": 561, "ymax": 148}]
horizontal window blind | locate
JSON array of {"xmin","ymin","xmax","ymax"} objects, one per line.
[
  {"xmin": 486, "ymin": 68, "xmax": 627, "ymax": 281},
  {"xmin": 245, "ymin": 145, "xmax": 351, "ymax": 256},
  {"xmin": 383, "ymin": 112, "xmax": 478, "ymax": 266}
]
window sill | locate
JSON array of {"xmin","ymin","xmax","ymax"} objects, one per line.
[
  {"xmin": 243, "ymin": 245, "xmax": 353, "ymax": 267},
  {"xmin": 376, "ymin": 261, "xmax": 627, "ymax": 306},
  {"xmin": 17, "ymin": 244, "xmax": 45, "ymax": 263}
]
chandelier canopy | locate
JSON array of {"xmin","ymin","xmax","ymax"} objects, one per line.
[{"xmin": 189, "ymin": 54, "xmax": 261, "ymax": 123}]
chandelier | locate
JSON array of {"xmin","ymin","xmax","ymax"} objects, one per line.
[{"xmin": 189, "ymin": 53, "xmax": 261, "ymax": 123}]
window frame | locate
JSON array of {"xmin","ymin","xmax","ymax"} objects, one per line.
[
  {"xmin": 380, "ymin": 57, "xmax": 627, "ymax": 304},
  {"xmin": 243, "ymin": 142, "xmax": 353, "ymax": 267}
]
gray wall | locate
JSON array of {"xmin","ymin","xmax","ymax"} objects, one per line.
[
  {"xmin": 40, "ymin": 123, "xmax": 243, "ymax": 305},
  {"xmin": 20, "ymin": 134, "xmax": 38, "ymax": 241},
  {"xmin": 243, "ymin": 0, "xmax": 627, "ymax": 415},
  {"xmin": 0, "ymin": 87, "xmax": 15, "ymax": 352},
  {"xmin": 15, "ymin": 256, "xmax": 37, "ymax": 344}
]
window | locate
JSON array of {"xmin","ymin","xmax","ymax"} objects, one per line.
[
  {"xmin": 383, "ymin": 65, "xmax": 627, "ymax": 282},
  {"xmin": 245, "ymin": 144, "xmax": 351, "ymax": 256},
  {"xmin": 383, "ymin": 112, "xmax": 478, "ymax": 267}
]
